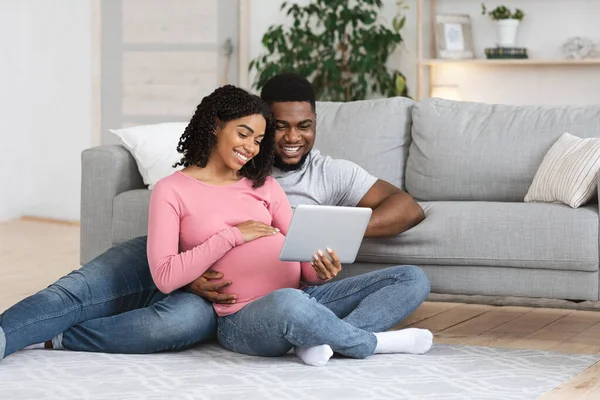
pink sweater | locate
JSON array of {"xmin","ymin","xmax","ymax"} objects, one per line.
[{"xmin": 147, "ymin": 171, "xmax": 325, "ymax": 316}]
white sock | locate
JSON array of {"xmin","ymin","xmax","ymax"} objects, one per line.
[
  {"xmin": 374, "ymin": 328, "xmax": 433, "ymax": 355},
  {"xmin": 23, "ymin": 343, "xmax": 45, "ymax": 350},
  {"xmin": 295, "ymin": 344, "xmax": 334, "ymax": 367}
]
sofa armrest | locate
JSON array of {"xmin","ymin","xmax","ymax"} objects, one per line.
[{"xmin": 80, "ymin": 145, "xmax": 145, "ymax": 265}]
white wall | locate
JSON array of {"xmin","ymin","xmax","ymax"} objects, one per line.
[
  {"xmin": 0, "ymin": 0, "xmax": 33, "ymax": 221},
  {"xmin": 248, "ymin": 0, "xmax": 600, "ymax": 105},
  {"xmin": 0, "ymin": 0, "xmax": 93, "ymax": 222}
]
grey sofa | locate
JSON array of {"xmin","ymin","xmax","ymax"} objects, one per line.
[{"xmin": 81, "ymin": 98, "xmax": 600, "ymax": 301}]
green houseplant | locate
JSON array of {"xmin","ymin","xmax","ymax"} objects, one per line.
[
  {"xmin": 481, "ymin": 4, "xmax": 525, "ymax": 47},
  {"xmin": 249, "ymin": 0, "xmax": 410, "ymax": 102}
]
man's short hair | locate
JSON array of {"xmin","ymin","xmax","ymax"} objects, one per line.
[{"xmin": 260, "ymin": 73, "xmax": 316, "ymax": 110}]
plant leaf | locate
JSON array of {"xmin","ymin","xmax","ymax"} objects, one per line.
[{"xmin": 248, "ymin": 0, "xmax": 410, "ymax": 100}]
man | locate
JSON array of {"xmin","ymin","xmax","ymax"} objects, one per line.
[
  {"xmin": 189, "ymin": 73, "xmax": 426, "ymax": 302},
  {"xmin": 0, "ymin": 74, "xmax": 428, "ymax": 361}
]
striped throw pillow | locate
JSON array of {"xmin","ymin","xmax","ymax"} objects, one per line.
[{"xmin": 525, "ymin": 132, "xmax": 600, "ymax": 208}]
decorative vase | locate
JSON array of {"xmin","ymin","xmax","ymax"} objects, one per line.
[{"xmin": 496, "ymin": 19, "xmax": 520, "ymax": 47}]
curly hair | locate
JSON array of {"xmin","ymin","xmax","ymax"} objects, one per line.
[{"xmin": 174, "ymin": 85, "xmax": 276, "ymax": 188}]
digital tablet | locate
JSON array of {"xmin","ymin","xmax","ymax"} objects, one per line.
[{"xmin": 279, "ymin": 204, "xmax": 372, "ymax": 264}]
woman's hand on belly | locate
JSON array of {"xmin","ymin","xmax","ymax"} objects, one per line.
[{"xmin": 236, "ymin": 220, "xmax": 280, "ymax": 242}]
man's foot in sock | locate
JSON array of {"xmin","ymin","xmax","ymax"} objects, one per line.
[
  {"xmin": 295, "ymin": 344, "xmax": 334, "ymax": 367},
  {"xmin": 374, "ymin": 328, "xmax": 433, "ymax": 355}
]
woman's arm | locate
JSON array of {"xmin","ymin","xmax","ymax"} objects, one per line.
[
  {"xmin": 300, "ymin": 261, "xmax": 331, "ymax": 286},
  {"xmin": 267, "ymin": 179, "xmax": 330, "ymax": 285},
  {"xmin": 147, "ymin": 181, "xmax": 244, "ymax": 294}
]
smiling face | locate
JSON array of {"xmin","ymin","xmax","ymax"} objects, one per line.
[
  {"xmin": 271, "ymin": 101, "xmax": 316, "ymax": 171},
  {"xmin": 213, "ymin": 113, "xmax": 267, "ymax": 172}
]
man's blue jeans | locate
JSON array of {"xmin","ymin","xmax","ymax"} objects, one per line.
[
  {"xmin": 218, "ymin": 266, "xmax": 430, "ymax": 359},
  {"xmin": 0, "ymin": 236, "xmax": 430, "ymax": 360},
  {"xmin": 0, "ymin": 236, "xmax": 217, "ymax": 359}
]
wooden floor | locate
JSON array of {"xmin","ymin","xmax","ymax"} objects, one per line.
[{"xmin": 2, "ymin": 219, "xmax": 600, "ymax": 398}]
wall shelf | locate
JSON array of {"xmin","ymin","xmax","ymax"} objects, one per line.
[
  {"xmin": 419, "ymin": 58, "xmax": 600, "ymax": 66},
  {"xmin": 415, "ymin": 0, "xmax": 600, "ymax": 100}
]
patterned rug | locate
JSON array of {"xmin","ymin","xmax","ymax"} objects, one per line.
[{"xmin": 1, "ymin": 343, "xmax": 598, "ymax": 400}]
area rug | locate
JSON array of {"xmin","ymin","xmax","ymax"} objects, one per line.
[{"xmin": 1, "ymin": 344, "xmax": 598, "ymax": 400}]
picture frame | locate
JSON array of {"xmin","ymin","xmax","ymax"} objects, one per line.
[{"xmin": 435, "ymin": 14, "xmax": 475, "ymax": 59}]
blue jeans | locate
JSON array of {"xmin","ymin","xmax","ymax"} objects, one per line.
[
  {"xmin": 217, "ymin": 265, "xmax": 430, "ymax": 359},
  {"xmin": 0, "ymin": 236, "xmax": 216, "ymax": 359},
  {"xmin": 0, "ymin": 236, "xmax": 430, "ymax": 360}
]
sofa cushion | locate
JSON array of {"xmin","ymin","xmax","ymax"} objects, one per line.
[
  {"xmin": 112, "ymin": 189, "xmax": 151, "ymax": 244},
  {"xmin": 405, "ymin": 98, "xmax": 600, "ymax": 201},
  {"xmin": 356, "ymin": 201, "xmax": 599, "ymax": 272},
  {"xmin": 110, "ymin": 122, "xmax": 187, "ymax": 189},
  {"xmin": 315, "ymin": 97, "xmax": 414, "ymax": 189},
  {"xmin": 525, "ymin": 132, "xmax": 600, "ymax": 208}
]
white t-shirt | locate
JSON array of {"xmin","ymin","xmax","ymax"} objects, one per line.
[{"xmin": 272, "ymin": 149, "xmax": 378, "ymax": 208}]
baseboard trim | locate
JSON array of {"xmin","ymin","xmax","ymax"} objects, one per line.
[{"xmin": 20, "ymin": 216, "xmax": 80, "ymax": 226}]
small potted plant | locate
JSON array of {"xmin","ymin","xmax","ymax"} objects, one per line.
[{"xmin": 481, "ymin": 3, "xmax": 524, "ymax": 48}]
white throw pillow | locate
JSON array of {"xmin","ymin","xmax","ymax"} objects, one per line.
[
  {"xmin": 524, "ymin": 132, "xmax": 600, "ymax": 208},
  {"xmin": 110, "ymin": 122, "xmax": 188, "ymax": 189}
]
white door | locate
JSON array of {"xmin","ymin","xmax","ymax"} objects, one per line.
[{"xmin": 100, "ymin": 0, "xmax": 239, "ymax": 144}]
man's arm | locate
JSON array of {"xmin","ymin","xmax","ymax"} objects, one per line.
[
  {"xmin": 187, "ymin": 270, "xmax": 237, "ymax": 304},
  {"xmin": 356, "ymin": 179, "xmax": 425, "ymax": 238}
]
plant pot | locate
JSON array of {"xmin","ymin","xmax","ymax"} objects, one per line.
[{"xmin": 496, "ymin": 19, "xmax": 520, "ymax": 47}]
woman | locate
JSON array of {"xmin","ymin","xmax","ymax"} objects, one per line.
[{"xmin": 148, "ymin": 85, "xmax": 433, "ymax": 367}]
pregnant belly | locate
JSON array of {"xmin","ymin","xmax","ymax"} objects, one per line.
[{"xmin": 210, "ymin": 233, "xmax": 301, "ymax": 301}]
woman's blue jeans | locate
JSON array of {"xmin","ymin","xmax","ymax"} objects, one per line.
[{"xmin": 217, "ymin": 266, "xmax": 431, "ymax": 359}]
